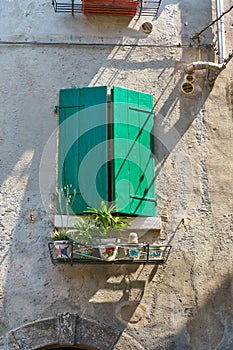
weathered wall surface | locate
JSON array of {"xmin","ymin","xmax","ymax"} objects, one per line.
[{"xmin": 0, "ymin": 0, "xmax": 232, "ymax": 349}]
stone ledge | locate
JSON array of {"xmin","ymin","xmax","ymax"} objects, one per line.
[
  {"xmin": 126, "ymin": 216, "xmax": 162, "ymax": 231},
  {"xmin": 54, "ymin": 215, "xmax": 162, "ymax": 232}
]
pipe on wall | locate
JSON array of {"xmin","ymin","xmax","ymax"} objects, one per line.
[
  {"xmin": 216, "ymin": 0, "xmax": 226, "ymax": 63},
  {"xmin": 184, "ymin": 0, "xmax": 227, "ymax": 84},
  {"xmin": 185, "ymin": 61, "xmax": 226, "ymax": 74}
]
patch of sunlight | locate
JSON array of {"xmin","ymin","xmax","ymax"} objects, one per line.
[
  {"xmin": 1, "ymin": 149, "xmax": 34, "ymax": 216},
  {"xmin": 89, "ymin": 288, "xmax": 123, "ymax": 303},
  {"xmin": 0, "ymin": 150, "xmax": 34, "ymax": 320}
]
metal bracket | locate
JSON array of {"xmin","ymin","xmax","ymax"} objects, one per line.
[
  {"xmin": 54, "ymin": 105, "xmax": 85, "ymax": 113},
  {"xmin": 130, "ymin": 194, "xmax": 157, "ymax": 203}
]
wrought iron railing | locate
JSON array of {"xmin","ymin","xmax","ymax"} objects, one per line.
[
  {"xmin": 52, "ymin": 0, "xmax": 162, "ymax": 18},
  {"xmin": 48, "ymin": 241, "xmax": 171, "ymax": 264},
  {"xmin": 52, "ymin": 0, "xmax": 81, "ymax": 15}
]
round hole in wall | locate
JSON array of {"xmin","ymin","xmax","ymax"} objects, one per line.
[
  {"xmin": 141, "ymin": 22, "xmax": 153, "ymax": 34},
  {"xmin": 181, "ymin": 81, "xmax": 194, "ymax": 94},
  {"xmin": 185, "ymin": 74, "xmax": 194, "ymax": 83}
]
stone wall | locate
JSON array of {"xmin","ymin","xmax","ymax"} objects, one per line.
[{"xmin": 0, "ymin": 0, "xmax": 232, "ymax": 349}]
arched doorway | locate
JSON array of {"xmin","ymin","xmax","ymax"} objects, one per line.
[{"xmin": 2, "ymin": 313, "xmax": 146, "ymax": 350}]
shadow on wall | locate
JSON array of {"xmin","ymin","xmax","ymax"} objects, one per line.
[
  {"xmin": 0, "ymin": 44, "xmax": 115, "ymax": 334},
  {"xmin": 167, "ymin": 273, "xmax": 233, "ymax": 350},
  {"xmin": 0, "ymin": 1, "xmax": 221, "ymax": 349},
  {"xmin": 151, "ymin": 0, "xmax": 215, "ymax": 235},
  {"xmin": 0, "ymin": 38, "xmax": 162, "ymax": 343},
  {"xmin": 153, "ymin": 59, "xmax": 214, "ymax": 177},
  {"xmin": 153, "ymin": 0, "xmax": 215, "ymax": 174},
  {"xmin": 38, "ymin": 262, "xmax": 159, "ymax": 330},
  {"xmin": 1, "ymin": 272, "xmax": 232, "ymax": 349}
]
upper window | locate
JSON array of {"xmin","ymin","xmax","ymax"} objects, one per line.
[{"xmin": 58, "ymin": 86, "xmax": 156, "ymax": 216}]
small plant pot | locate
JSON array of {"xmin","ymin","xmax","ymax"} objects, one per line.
[
  {"xmin": 125, "ymin": 246, "xmax": 141, "ymax": 260},
  {"xmin": 149, "ymin": 246, "xmax": 165, "ymax": 260},
  {"xmin": 53, "ymin": 240, "xmax": 71, "ymax": 258},
  {"xmin": 77, "ymin": 247, "xmax": 93, "ymax": 259},
  {"xmin": 98, "ymin": 244, "xmax": 118, "ymax": 261}
]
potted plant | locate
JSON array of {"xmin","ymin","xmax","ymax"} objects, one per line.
[
  {"xmin": 50, "ymin": 193, "xmax": 130, "ymax": 261},
  {"xmin": 51, "ymin": 230, "xmax": 72, "ymax": 258},
  {"xmin": 67, "ymin": 216, "xmax": 100, "ymax": 259},
  {"xmin": 148, "ymin": 245, "xmax": 166, "ymax": 260},
  {"xmin": 50, "ymin": 185, "xmax": 76, "ymax": 258},
  {"xmin": 86, "ymin": 201, "xmax": 128, "ymax": 237},
  {"xmin": 65, "ymin": 201, "xmax": 129, "ymax": 261},
  {"xmin": 85, "ymin": 201, "xmax": 129, "ymax": 260}
]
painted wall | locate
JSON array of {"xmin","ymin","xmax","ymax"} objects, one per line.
[{"xmin": 0, "ymin": 0, "xmax": 232, "ymax": 349}]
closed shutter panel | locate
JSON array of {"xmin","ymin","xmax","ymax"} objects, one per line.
[
  {"xmin": 58, "ymin": 86, "xmax": 108, "ymax": 214},
  {"xmin": 111, "ymin": 86, "xmax": 156, "ymax": 216}
]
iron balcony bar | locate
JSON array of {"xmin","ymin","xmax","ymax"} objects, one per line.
[
  {"xmin": 49, "ymin": 241, "xmax": 172, "ymax": 265},
  {"xmin": 52, "ymin": 0, "xmax": 162, "ymax": 17}
]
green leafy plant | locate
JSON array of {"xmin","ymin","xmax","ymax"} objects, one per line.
[
  {"xmin": 69, "ymin": 216, "xmax": 100, "ymax": 245},
  {"xmin": 51, "ymin": 230, "xmax": 72, "ymax": 242},
  {"xmin": 86, "ymin": 201, "xmax": 129, "ymax": 236},
  {"xmin": 50, "ymin": 184, "xmax": 76, "ymax": 241},
  {"xmin": 50, "ymin": 196, "xmax": 129, "ymax": 246}
]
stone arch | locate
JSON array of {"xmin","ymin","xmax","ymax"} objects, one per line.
[{"xmin": 0, "ymin": 313, "xmax": 146, "ymax": 350}]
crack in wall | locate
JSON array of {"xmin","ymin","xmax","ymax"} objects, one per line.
[{"xmin": 195, "ymin": 110, "xmax": 212, "ymax": 214}]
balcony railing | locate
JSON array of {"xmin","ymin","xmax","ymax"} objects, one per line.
[
  {"xmin": 48, "ymin": 241, "xmax": 171, "ymax": 265},
  {"xmin": 52, "ymin": 0, "xmax": 81, "ymax": 15},
  {"xmin": 52, "ymin": 0, "xmax": 163, "ymax": 18}
]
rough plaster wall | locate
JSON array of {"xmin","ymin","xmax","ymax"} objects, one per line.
[{"xmin": 0, "ymin": 0, "xmax": 233, "ymax": 349}]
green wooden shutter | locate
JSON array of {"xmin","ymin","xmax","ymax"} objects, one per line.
[
  {"xmin": 111, "ymin": 86, "xmax": 156, "ymax": 216},
  {"xmin": 58, "ymin": 86, "xmax": 108, "ymax": 214}
]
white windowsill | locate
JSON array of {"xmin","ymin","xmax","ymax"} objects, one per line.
[{"xmin": 54, "ymin": 215, "xmax": 162, "ymax": 231}]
